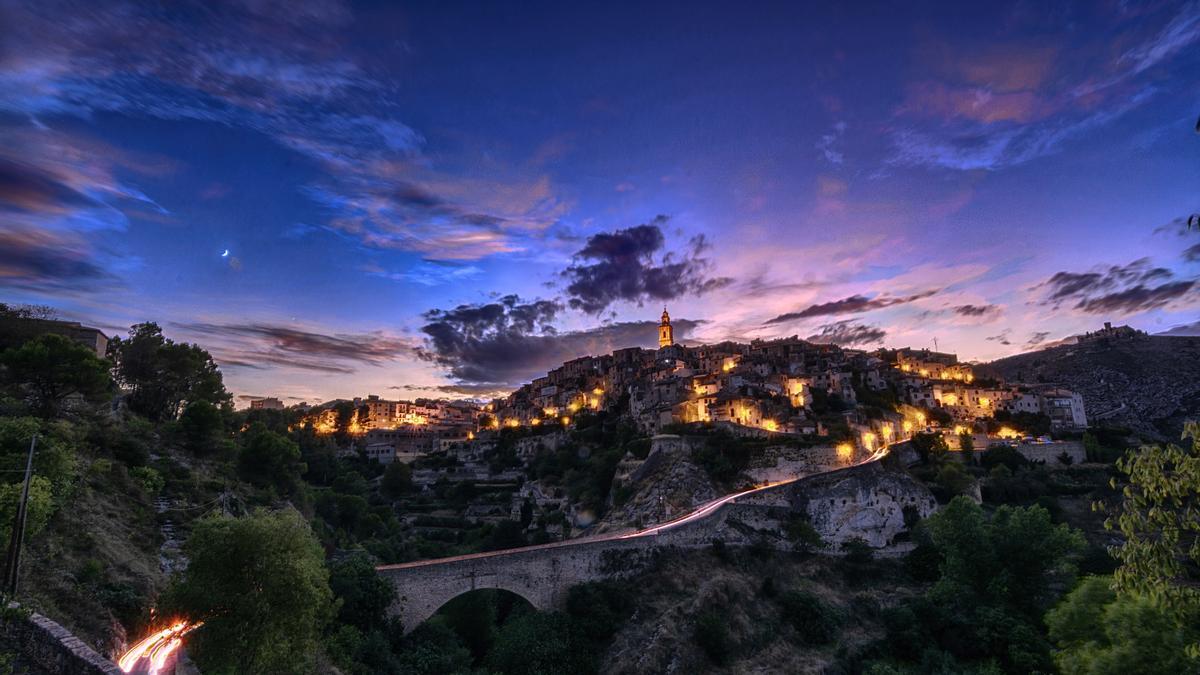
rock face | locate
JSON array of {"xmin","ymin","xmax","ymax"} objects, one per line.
[
  {"xmin": 985, "ymin": 335, "xmax": 1200, "ymax": 441},
  {"xmin": 596, "ymin": 435, "xmax": 720, "ymax": 533},
  {"xmin": 791, "ymin": 466, "xmax": 938, "ymax": 548}
]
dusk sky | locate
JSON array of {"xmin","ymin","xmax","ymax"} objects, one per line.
[{"xmin": 2, "ymin": 0, "xmax": 1198, "ymax": 405}]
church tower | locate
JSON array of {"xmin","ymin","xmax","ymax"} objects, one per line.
[{"xmin": 658, "ymin": 307, "xmax": 674, "ymax": 348}]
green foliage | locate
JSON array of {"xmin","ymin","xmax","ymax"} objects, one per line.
[
  {"xmin": 934, "ymin": 462, "xmax": 973, "ymax": 497},
  {"xmin": 129, "ymin": 466, "xmax": 164, "ymax": 494},
  {"xmin": 396, "ymin": 622, "xmax": 473, "ymax": 674},
  {"xmin": 929, "ymin": 497, "xmax": 1084, "ymax": 617},
  {"xmin": 777, "ymin": 589, "xmax": 839, "ymax": 646},
  {"xmin": 0, "ymin": 476, "xmax": 53, "ymax": 544},
  {"xmin": 238, "ymin": 423, "xmax": 305, "ymax": 496},
  {"xmin": 380, "ymin": 461, "xmax": 412, "ymax": 499},
  {"xmin": 487, "ymin": 611, "xmax": 595, "ymax": 675},
  {"xmin": 693, "ymin": 609, "xmax": 732, "ymax": 665},
  {"xmin": 911, "ymin": 432, "xmax": 949, "ymax": 464},
  {"xmin": 0, "ymin": 417, "xmax": 77, "ymax": 501},
  {"xmin": 1103, "ymin": 422, "xmax": 1200, "ymax": 654},
  {"xmin": 178, "ymin": 400, "xmax": 225, "ymax": 455},
  {"xmin": 981, "ymin": 444, "xmax": 1030, "ymax": 473},
  {"xmin": 108, "ymin": 322, "xmax": 230, "ymax": 421},
  {"xmin": 327, "ymin": 554, "xmax": 395, "ymax": 633},
  {"xmin": 0, "ymin": 334, "xmax": 110, "ymax": 417},
  {"xmin": 691, "ymin": 431, "xmax": 768, "ymax": 486},
  {"xmin": 1046, "ymin": 576, "xmax": 1197, "ymax": 674},
  {"xmin": 785, "ymin": 513, "xmax": 826, "ymax": 553},
  {"xmin": 161, "ymin": 509, "xmax": 333, "ymax": 675}
]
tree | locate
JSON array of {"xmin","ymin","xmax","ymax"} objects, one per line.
[
  {"xmin": 178, "ymin": 400, "xmax": 225, "ymax": 455},
  {"xmin": 161, "ymin": 509, "xmax": 333, "ymax": 674},
  {"xmin": 935, "ymin": 462, "xmax": 973, "ymax": 497},
  {"xmin": 108, "ymin": 323, "xmax": 230, "ymax": 421},
  {"xmin": 1103, "ymin": 422, "xmax": 1200, "ymax": 654},
  {"xmin": 1047, "ymin": 576, "xmax": 1196, "ymax": 674},
  {"xmin": 380, "ymin": 461, "xmax": 412, "ymax": 499},
  {"xmin": 328, "ymin": 554, "xmax": 395, "ymax": 633},
  {"xmin": 487, "ymin": 611, "xmax": 592, "ymax": 675},
  {"xmin": 929, "ymin": 497, "xmax": 1084, "ymax": 618},
  {"xmin": 911, "ymin": 432, "xmax": 949, "ymax": 464},
  {"xmin": 0, "ymin": 334, "xmax": 110, "ymax": 417},
  {"xmin": 239, "ymin": 424, "xmax": 305, "ymax": 496},
  {"xmin": 959, "ymin": 431, "xmax": 974, "ymax": 465}
]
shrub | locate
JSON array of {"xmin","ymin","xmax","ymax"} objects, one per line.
[
  {"xmin": 778, "ymin": 590, "xmax": 840, "ymax": 646},
  {"xmin": 130, "ymin": 466, "xmax": 164, "ymax": 495}
]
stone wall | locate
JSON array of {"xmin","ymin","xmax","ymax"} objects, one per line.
[{"xmin": 0, "ymin": 607, "xmax": 123, "ymax": 675}]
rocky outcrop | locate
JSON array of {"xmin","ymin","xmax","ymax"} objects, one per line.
[{"xmin": 596, "ymin": 435, "xmax": 720, "ymax": 533}]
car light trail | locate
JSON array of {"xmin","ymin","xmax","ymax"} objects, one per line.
[{"xmin": 118, "ymin": 620, "xmax": 201, "ymax": 675}]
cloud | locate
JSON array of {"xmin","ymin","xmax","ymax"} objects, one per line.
[
  {"xmin": 1037, "ymin": 257, "xmax": 1194, "ymax": 314},
  {"xmin": 1025, "ymin": 331, "xmax": 1051, "ymax": 348},
  {"xmin": 363, "ymin": 259, "xmax": 483, "ymax": 286},
  {"xmin": 986, "ymin": 331, "xmax": 1012, "ymax": 346},
  {"xmin": 1073, "ymin": 281, "xmax": 1194, "ymax": 314},
  {"xmin": 389, "ymin": 383, "xmax": 512, "ymax": 399},
  {"xmin": 0, "ymin": 228, "xmax": 120, "ymax": 292},
  {"xmin": 418, "ymin": 294, "xmax": 700, "ymax": 385},
  {"xmin": 890, "ymin": 4, "xmax": 1200, "ymax": 171},
  {"xmin": 1184, "ymin": 243, "xmax": 1200, "ymax": 263},
  {"xmin": 766, "ymin": 289, "xmax": 938, "ymax": 324},
  {"xmin": 0, "ymin": 0, "xmax": 561, "ymax": 261},
  {"xmin": 561, "ymin": 216, "xmax": 731, "ymax": 314},
  {"xmin": 953, "ymin": 304, "xmax": 1001, "ymax": 318},
  {"xmin": 175, "ymin": 321, "xmax": 416, "ymax": 374},
  {"xmin": 804, "ymin": 320, "xmax": 886, "ymax": 347}
]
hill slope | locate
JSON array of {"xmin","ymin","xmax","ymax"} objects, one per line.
[{"xmin": 984, "ymin": 335, "xmax": 1200, "ymax": 441}]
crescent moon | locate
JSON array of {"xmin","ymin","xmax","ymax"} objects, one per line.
[{"xmin": 221, "ymin": 249, "xmax": 230, "ymax": 257}]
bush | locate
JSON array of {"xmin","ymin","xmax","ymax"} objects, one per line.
[
  {"xmin": 694, "ymin": 610, "xmax": 732, "ymax": 664},
  {"xmin": 130, "ymin": 466, "xmax": 165, "ymax": 494},
  {"xmin": 778, "ymin": 590, "xmax": 839, "ymax": 646}
]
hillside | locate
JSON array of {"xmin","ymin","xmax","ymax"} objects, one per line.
[{"xmin": 983, "ymin": 335, "xmax": 1200, "ymax": 441}]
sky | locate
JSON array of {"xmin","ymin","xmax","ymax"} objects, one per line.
[{"xmin": 1, "ymin": 0, "xmax": 1199, "ymax": 405}]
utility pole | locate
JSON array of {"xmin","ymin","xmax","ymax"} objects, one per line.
[{"xmin": 3, "ymin": 434, "xmax": 37, "ymax": 597}]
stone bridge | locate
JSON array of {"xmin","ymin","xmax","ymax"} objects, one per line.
[{"xmin": 377, "ymin": 449, "xmax": 935, "ymax": 632}]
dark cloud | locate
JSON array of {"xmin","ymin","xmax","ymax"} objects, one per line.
[
  {"xmin": 1038, "ymin": 258, "xmax": 1194, "ymax": 315},
  {"xmin": 389, "ymin": 383, "xmax": 511, "ymax": 399},
  {"xmin": 986, "ymin": 331, "xmax": 1012, "ymax": 346},
  {"xmin": 804, "ymin": 320, "xmax": 886, "ymax": 347},
  {"xmin": 0, "ymin": 228, "xmax": 118, "ymax": 292},
  {"xmin": 175, "ymin": 321, "xmax": 416, "ymax": 374},
  {"xmin": 767, "ymin": 289, "xmax": 938, "ymax": 324},
  {"xmin": 0, "ymin": 158, "xmax": 95, "ymax": 212},
  {"xmin": 953, "ymin": 304, "xmax": 1001, "ymax": 317},
  {"xmin": 419, "ymin": 295, "xmax": 700, "ymax": 385},
  {"xmin": 561, "ymin": 216, "xmax": 731, "ymax": 313},
  {"xmin": 1184, "ymin": 243, "xmax": 1200, "ymax": 263},
  {"xmin": 1074, "ymin": 281, "xmax": 1194, "ymax": 314},
  {"xmin": 1025, "ymin": 331, "xmax": 1050, "ymax": 348}
]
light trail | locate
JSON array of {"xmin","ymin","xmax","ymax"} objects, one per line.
[{"xmin": 117, "ymin": 620, "xmax": 201, "ymax": 675}]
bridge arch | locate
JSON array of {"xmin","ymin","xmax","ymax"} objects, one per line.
[{"xmin": 395, "ymin": 570, "xmax": 553, "ymax": 633}]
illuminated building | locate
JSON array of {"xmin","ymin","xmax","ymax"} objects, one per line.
[{"xmin": 658, "ymin": 307, "xmax": 674, "ymax": 348}]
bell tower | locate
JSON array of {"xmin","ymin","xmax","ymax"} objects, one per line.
[{"xmin": 658, "ymin": 307, "xmax": 674, "ymax": 348}]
